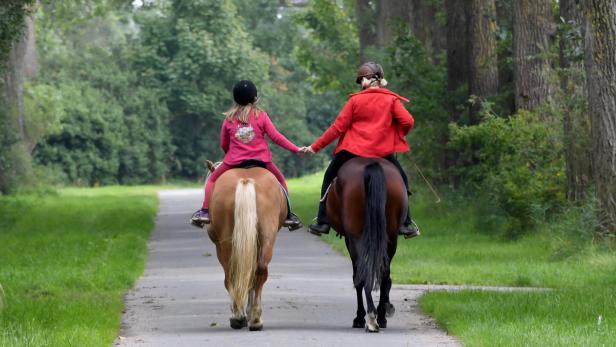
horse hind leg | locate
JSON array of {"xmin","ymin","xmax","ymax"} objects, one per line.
[
  {"xmin": 351, "ymin": 260, "xmax": 366, "ymax": 328},
  {"xmin": 247, "ymin": 263, "xmax": 268, "ymax": 331},
  {"xmin": 229, "ymin": 291, "xmax": 248, "ymax": 329},
  {"xmin": 364, "ymin": 286, "xmax": 379, "ymax": 333},
  {"xmin": 353, "ymin": 285, "xmax": 366, "ymax": 328},
  {"xmin": 376, "ymin": 268, "xmax": 394, "ymax": 328},
  {"xmin": 216, "ymin": 242, "xmax": 248, "ymax": 329},
  {"xmin": 248, "ymin": 237, "xmax": 275, "ymax": 332}
]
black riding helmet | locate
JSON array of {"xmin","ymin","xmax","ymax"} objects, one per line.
[{"xmin": 233, "ymin": 80, "xmax": 258, "ymax": 105}]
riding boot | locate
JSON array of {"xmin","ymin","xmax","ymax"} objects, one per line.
[
  {"xmin": 308, "ymin": 200, "xmax": 330, "ymax": 235},
  {"xmin": 398, "ymin": 208, "xmax": 420, "ymax": 239},
  {"xmin": 283, "ymin": 199, "xmax": 303, "ymax": 231},
  {"xmin": 280, "ymin": 185, "xmax": 303, "ymax": 231}
]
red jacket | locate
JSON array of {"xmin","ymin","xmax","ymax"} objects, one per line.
[{"xmin": 311, "ymin": 88, "xmax": 414, "ymax": 157}]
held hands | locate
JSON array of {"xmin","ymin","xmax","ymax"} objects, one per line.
[{"xmin": 297, "ymin": 146, "xmax": 315, "ymax": 156}]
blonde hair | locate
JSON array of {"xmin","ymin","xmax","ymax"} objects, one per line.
[
  {"xmin": 361, "ymin": 77, "xmax": 388, "ymax": 89},
  {"xmin": 223, "ymin": 102, "xmax": 263, "ymax": 123}
]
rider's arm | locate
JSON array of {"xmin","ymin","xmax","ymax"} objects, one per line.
[
  {"xmin": 262, "ymin": 112, "xmax": 300, "ymax": 153},
  {"xmin": 220, "ymin": 121, "xmax": 230, "ymax": 153},
  {"xmin": 310, "ymin": 99, "xmax": 354, "ymax": 152},
  {"xmin": 392, "ymin": 99, "xmax": 414, "ymax": 135}
]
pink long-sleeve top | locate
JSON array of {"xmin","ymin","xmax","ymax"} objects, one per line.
[{"xmin": 220, "ymin": 111, "xmax": 299, "ymax": 165}]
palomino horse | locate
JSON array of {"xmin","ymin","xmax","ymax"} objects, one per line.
[
  {"xmin": 205, "ymin": 162, "xmax": 287, "ymax": 331},
  {"xmin": 325, "ymin": 157, "xmax": 406, "ymax": 332}
]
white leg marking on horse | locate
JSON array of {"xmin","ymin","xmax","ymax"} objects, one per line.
[{"xmin": 365, "ymin": 312, "xmax": 380, "ymax": 333}]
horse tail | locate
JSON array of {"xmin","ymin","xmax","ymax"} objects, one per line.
[
  {"xmin": 355, "ymin": 162, "xmax": 389, "ymax": 292},
  {"xmin": 229, "ymin": 178, "xmax": 258, "ymax": 314}
]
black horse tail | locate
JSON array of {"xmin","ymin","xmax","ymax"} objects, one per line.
[{"xmin": 354, "ymin": 162, "xmax": 389, "ymax": 292}]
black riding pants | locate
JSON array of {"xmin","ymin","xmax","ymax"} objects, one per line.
[{"xmin": 316, "ymin": 150, "xmax": 411, "ymax": 224}]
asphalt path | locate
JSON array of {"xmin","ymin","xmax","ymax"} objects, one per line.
[{"xmin": 115, "ymin": 189, "xmax": 461, "ymax": 347}]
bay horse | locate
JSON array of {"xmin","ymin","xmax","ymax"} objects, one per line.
[
  {"xmin": 325, "ymin": 157, "xmax": 406, "ymax": 332},
  {"xmin": 205, "ymin": 162, "xmax": 287, "ymax": 331}
]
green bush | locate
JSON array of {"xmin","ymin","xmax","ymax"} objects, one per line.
[{"xmin": 449, "ymin": 108, "xmax": 566, "ymax": 237}]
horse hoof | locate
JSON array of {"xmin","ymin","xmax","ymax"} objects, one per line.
[
  {"xmin": 249, "ymin": 324, "xmax": 263, "ymax": 331},
  {"xmin": 352, "ymin": 318, "xmax": 365, "ymax": 328},
  {"xmin": 385, "ymin": 303, "xmax": 395, "ymax": 317},
  {"xmin": 365, "ymin": 312, "xmax": 379, "ymax": 332},
  {"xmin": 229, "ymin": 317, "xmax": 247, "ymax": 329},
  {"xmin": 377, "ymin": 319, "xmax": 387, "ymax": 328},
  {"xmin": 365, "ymin": 324, "xmax": 380, "ymax": 333}
]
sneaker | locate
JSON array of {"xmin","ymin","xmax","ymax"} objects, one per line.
[
  {"xmin": 190, "ymin": 209, "xmax": 210, "ymax": 228},
  {"xmin": 308, "ymin": 222, "xmax": 330, "ymax": 236},
  {"xmin": 399, "ymin": 220, "xmax": 420, "ymax": 239},
  {"xmin": 283, "ymin": 212, "xmax": 303, "ymax": 231}
]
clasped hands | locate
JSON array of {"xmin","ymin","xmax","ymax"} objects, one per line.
[{"xmin": 297, "ymin": 146, "xmax": 315, "ymax": 156}]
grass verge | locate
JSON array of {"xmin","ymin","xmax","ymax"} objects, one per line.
[
  {"xmin": 288, "ymin": 173, "xmax": 616, "ymax": 346},
  {"xmin": 0, "ymin": 186, "xmax": 158, "ymax": 346}
]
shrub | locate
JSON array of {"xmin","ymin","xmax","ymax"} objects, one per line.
[{"xmin": 449, "ymin": 107, "xmax": 566, "ymax": 237}]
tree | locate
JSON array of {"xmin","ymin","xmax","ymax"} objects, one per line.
[
  {"xmin": 0, "ymin": 0, "xmax": 37, "ymax": 193},
  {"xmin": 512, "ymin": 0, "xmax": 553, "ymax": 111},
  {"xmin": 355, "ymin": 0, "xmax": 377, "ymax": 61},
  {"xmin": 356, "ymin": 0, "xmax": 445, "ymax": 62},
  {"xmin": 137, "ymin": 0, "xmax": 270, "ymax": 178},
  {"xmin": 295, "ymin": 0, "xmax": 359, "ymax": 95},
  {"xmin": 4, "ymin": 6, "xmax": 38, "ymax": 148},
  {"xmin": 446, "ymin": 0, "xmax": 468, "ymax": 123},
  {"xmin": 560, "ymin": 0, "xmax": 592, "ymax": 202},
  {"xmin": 583, "ymin": 0, "xmax": 616, "ymax": 232},
  {"xmin": 404, "ymin": 0, "xmax": 446, "ymax": 58},
  {"xmin": 467, "ymin": 0, "xmax": 498, "ymax": 122}
]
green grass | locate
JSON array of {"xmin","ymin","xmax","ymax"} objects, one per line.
[
  {"xmin": 2, "ymin": 176, "xmax": 614, "ymax": 346},
  {"xmin": 288, "ymin": 173, "xmax": 616, "ymax": 346},
  {"xmin": 0, "ymin": 186, "xmax": 158, "ymax": 346},
  {"xmin": 421, "ymin": 288, "xmax": 615, "ymax": 346}
]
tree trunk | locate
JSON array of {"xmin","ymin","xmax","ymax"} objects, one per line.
[
  {"xmin": 560, "ymin": 0, "xmax": 592, "ymax": 202},
  {"xmin": 407, "ymin": 0, "xmax": 446, "ymax": 59},
  {"xmin": 3, "ymin": 8, "xmax": 38, "ymax": 145},
  {"xmin": 495, "ymin": 0, "xmax": 515, "ymax": 114},
  {"xmin": 446, "ymin": 0, "xmax": 468, "ymax": 123},
  {"xmin": 468, "ymin": 0, "xmax": 499, "ymax": 122},
  {"xmin": 374, "ymin": 0, "xmax": 445, "ymax": 61},
  {"xmin": 0, "ymin": 4, "xmax": 37, "ymax": 193},
  {"xmin": 584, "ymin": 0, "xmax": 616, "ymax": 233},
  {"xmin": 356, "ymin": 0, "xmax": 378, "ymax": 62},
  {"xmin": 512, "ymin": 0, "xmax": 553, "ymax": 111},
  {"xmin": 376, "ymin": 0, "xmax": 410, "ymax": 47}
]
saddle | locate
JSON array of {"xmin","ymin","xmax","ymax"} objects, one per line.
[
  {"xmin": 206, "ymin": 159, "xmax": 292, "ymax": 210},
  {"xmin": 236, "ymin": 159, "xmax": 266, "ymax": 169}
]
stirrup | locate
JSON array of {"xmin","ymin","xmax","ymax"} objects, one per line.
[
  {"xmin": 190, "ymin": 209, "xmax": 210, "ymax": 228},
  {"xmin": 399, "ymin": 220, "xmax": 420, "ymax": 239},
  {"xmin": 284, "ymin": 213, "xmax": 303, "ymax": 231}
]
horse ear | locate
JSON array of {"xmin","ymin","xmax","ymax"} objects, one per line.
[{"xmin": 206, "ymin": 160, "xmax": 216, "ymax": 173}]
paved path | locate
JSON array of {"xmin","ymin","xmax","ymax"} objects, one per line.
[{"xmin": 115, "ymin": 189, "xmax": 462, "ymax": 347}]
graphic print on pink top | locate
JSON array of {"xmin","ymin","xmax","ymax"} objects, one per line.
[
  {"xmin": 234, "ymin": 124, "xmax": 255, "ymax": 143},
  {"xmin": 221, "ymin": 111, "xmax": 299, "ymax": 166}
]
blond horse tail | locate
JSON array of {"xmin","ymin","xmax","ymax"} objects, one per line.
[{"xmin": 229, "ymin": 178, "xmax": 258, "ymax": 314}]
